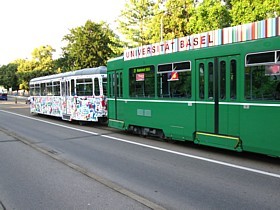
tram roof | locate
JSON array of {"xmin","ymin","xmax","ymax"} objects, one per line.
[{"xmin": 30, "ymin": 66, "xmax": 107, "ymax": 83}]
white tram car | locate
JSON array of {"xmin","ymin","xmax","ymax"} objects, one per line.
[{"xmin": 29, "ymin": 66, "xmax": 107, "ymax": 123}]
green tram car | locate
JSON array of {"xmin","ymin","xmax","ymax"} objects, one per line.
[{"xmin": 107, "ymin": 17, "xmax": 280, "ymax": 157}]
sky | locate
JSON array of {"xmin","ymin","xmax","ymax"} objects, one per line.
[{"xmin": 0, "ymin": 0, "xmax": 126, "ymax": 65}]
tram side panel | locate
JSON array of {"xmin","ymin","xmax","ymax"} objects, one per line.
[
  {"xmin": 121, "ymin": 100, "xmax": 196, "ymax": 141},
  {"xmin": 240, "ymin": 105, "xmax": 280, "ymax": 157},
  {"xmin": 30, "ymin": 96, "xmax": 62, "ymax": 117},
  {"xmin": 238, "ymin": 40, "xmax": 280, "ymax": 157},
  {"xmin": 30, "ymin": 95, "xmax": 106, "ymax": 121}
]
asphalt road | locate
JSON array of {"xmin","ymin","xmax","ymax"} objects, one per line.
[
  {"xmin": 1, "ymin": 98, "xmax": 280, "ymax": 209},
  {"xmin": 0, "ymin": 129, "xmax": 149, "ymax": 210}
]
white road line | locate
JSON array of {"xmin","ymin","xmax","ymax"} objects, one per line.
[{"xmin": 1, "ymin": 109, "xmax": 280, "ymax": 179}]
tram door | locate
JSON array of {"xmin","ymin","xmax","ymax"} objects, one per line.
[
  {"xmin": 108, "ymin": 70, "xmax": 123, "ymax": 120},
  {"xmin": 196, "ymin": 56, "xmax": 240, "ymax": 136},
  {"xmin": 61, "ymin": 79, "xmax": 71, "ymax": 120}
]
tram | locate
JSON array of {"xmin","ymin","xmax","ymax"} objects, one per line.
[
  {"xmin": 29, "ymin": 66, "xmax": 107, "ymax": 123},
  {"xmin": 107, "ymin": 17, "xmax": 280, "ymax": 157}
]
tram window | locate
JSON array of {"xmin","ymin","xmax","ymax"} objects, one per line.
[
  {"xmin": 230, "ymin": 60, "xmax": 237, "ymax": 99},
  {"xmin": 129, "ymin": 66, "xmax": 155, "ymax": 98},
  {"xmin": 94, "ymin": 78, "xmax": 100, "ymax": 96},
  {"xmin": 46, "ymin": 82, "xmax": 53, "ymax": 96},
  {"xmin": 70, "ymin": 80, "xmax": 75, "ymax": 96},
  {"xmin": 112, "ymin": 74, "xmax": 115, "ymax": 97},
  {"xmin": 245, "ymin": 64, "xmax": 280, "ymax": 100},
  {"xmin": 117, "ymin": 72, "xmax": 123, "ymax": 97},
  {"xmin": 157, "ymin": 61, "xmax": 191, "ymax": 98},
  {"xmin": 30, "ymin": 84, "xmax": 34, "ymax": 96},
  {"xmin": 53, "ymin": 81, "xmax": 60, "ymax": 96},
  {"xmin": 76, "ymin": 78, "xmax": 93, "ymax": 96},
  {"xmin": 116, "ymin": 74, "xmax": 120, "ymax": 97},
  {"xmin": 110, "ymin": 73, "xmax": 120, "ymax": 97},
  {"xmin": 35, "ymin": 84, "xmax": 40, "ymax": 96},
  {"xmin": 158, "ymin": 70, "xmax": 191, "ymax": 98},
  {"xmin": 199, "ymin": 63, "xmax": 205, "ymax": 99},
  {"xmin": 110, "ymin": 74, "xmax": 115, "ymax": 97},
  {"xmin": 102, "ymin": 77, "xmax": 107, "ymax": 96},
  {"xmin": 208, "ymin": 62, "xmax": 214, "ymax": 99},
  {"xmin": 158, "ymin": 61, "xmax": 191, "ymax": 72},
  {"xmin": 246, "ymin": 51, "xmax": 275, "ymax": 65},
  {"xmin": 66, "ymin": 81, "xmax": 71, "ymax": 96},
  {"xmin": 158, "ymin": 64, "xmax": 172, "ymax": 72},
  {"xmin": 174, "ymin": 61, "xmax": 191, "ymax": 71},
  {"xmin": 61, "ymin": 82, "xmax": 65, "ymax": 96},
  {"xmin": 30, "ymin": 84, "xmax": 40, "ymax": 96},
  {"xmin": 40, "ymin": 83, "xmax": 46, "ymax": 96},
  {"xmin": 108, "ymin": 74, "xmax": 111, "ymax": 97},
  {"xmin": 220, "ymin": 61, "xmax": 226, "ymax": 100}
]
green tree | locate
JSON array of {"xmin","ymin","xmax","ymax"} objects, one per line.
[
  {"xmin": 119, "ymin": 0, "xmax": 231, "ymax": 44},
  {"xmin": 229, "ymin": 0, "xmax": 280, "ymax": 25},
  {"xmin": 187, "ymin": 0, "xmax": 231, "ymax": 34},
  {"xmin": 0, "ymin": 63, "xmax": 19, "ymax": 91},
  {"xmin": 16, "ymin": 59, "xmax": 37, "ymax": 90},
  {"xmin": 53, "ymin": 56, "xmax": 71, "ymax": 73},
  {"xmin": 62, "ymin": 20, "xmax": 122, "ymax": 70},
  {"xmin": 158, "ymin": 0, "xmax": 195, "ymax": 40},
  {"xmin": 165, "ymin": 0, "xmax": 195, "ymax": 37},
  {"xmin": 143, "ymin": 0, "xmax": 163, "ymax": 43},
  {"xmin": 32, "ymin": 45, "xmax": 55, "ymax": 73},
  {"xmin": 16, "ymin": 45, "xmax": 56, "ymax": 90},
  {"xmin": 117, "ymin": 0, "xmax": 155, "ymax": 46}
]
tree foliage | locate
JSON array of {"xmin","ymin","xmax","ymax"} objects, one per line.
[
  {"xmin": 164, "ymin": 0, "xmax": 195, "ymax": 37},
  {"xmin": 229, "ymin": 0, "xmax": 280, "ymax": 26},
  {"xmin": 16, "ymin": 45, "xmax": 56, "ymax": 90},
  {"xmin": 0, "ymin": 63, "xmax": 19, "ymax": 91},
  {"xmin": 118, "ymin": 0, "xmax": 280, "ymax": 44},
  {"xmin": 117, "ymin": 0, "xmax": 155, "ymax": 46},
  {"xmin": 62, "ymin": 20, "xmax": 123, "ymax": 70},
  {"xmin": 145, "ymin": 0, "xmax": 195, "ymax": 43},
  {"xmin": 187, "ymin": 0, "xmax": 231, "ymax": 34}
]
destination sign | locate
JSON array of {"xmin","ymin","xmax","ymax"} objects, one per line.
[{"xmin": 131, "ymin": 65, "xmax": 154, "ymax": 74}]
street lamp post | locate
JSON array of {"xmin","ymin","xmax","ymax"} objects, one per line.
[
  {"xmin": 160, "ymin": 0, "xmax": 167, "ymax": 42},
  {"xmin": 160, "ymin": 15, "xmax": 163, "ymax": 42}
]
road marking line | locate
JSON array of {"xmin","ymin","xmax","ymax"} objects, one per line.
[{"xmin": 1, "ymin": 109, "xmax": 280, "ymax": 179}]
